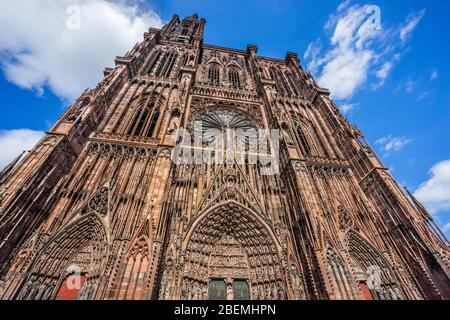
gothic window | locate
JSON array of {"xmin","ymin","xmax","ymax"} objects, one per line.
[
  {"xmin": 156, "ymin": 52, "xmax": 168, "ymax": 76},
  {"xmin": 181, "ymin": 26, "xmax": 189, "ymax": 36},
  {"xmin": 313, "ymin": 126, "xmax": 330, "ymax": 158},
  {"xmin": 155, "ymin": 51, "xmax": 178, "ymax": 78},
  {"xmin": 146, "ymin": 50, "xmax": 162, "ymax": 75},
  {"xmin": 196, "ymin": 109, "xmax": 256, "ymax": 151},
  {"xmin": 296, "ymin": 125, "xmax": 312, "ymax": 157},
  {"xmin": 321, "ymin": 105, "xmax": 340, "ymax": 131},
  {"xmin": 208, "ymin": 65, "xmax": 220, "ymax": 85},
  {"xmin": 269, "ymin": 67, "xmax": 291, "ymax": 96},
  {"xmin": 147, "ymin": 107, "xmax": 160, "ymax": 138},
  {"xmin": 128, "ymin": 106, "xmax": 149, "ymax": 136},
  {"xmin": 286, "ymin": 72, "xmax": 300, "ymax": 96},
  {"xmin": 357, "ymin": 135, "xmax": 366, "ymax": 147},
  {"xmin": 269, "ymin": 67, "xmax": 282, "ymax": 94},
  {"xmin": 280, "ymin": 72, "xmax": 292, "ymax": 96},
  {"xmin": 127, "ymin": 101, "xmax": 160, "ymax": 137},
  {"xmin": 228, "ymin": 69, "xmax": 241, "ymax": 88},
  {"xmin": 160, "ymin": 51, "xmax": 178, "ymax": 78},
  {"xmin": 177, "ymin": 24, "xmax": 191, "ymax": 42}
]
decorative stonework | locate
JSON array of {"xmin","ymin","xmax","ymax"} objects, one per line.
[
  {"xmin": 178, "ymin": 201, "xmax": 285, "ymax": 300},
  {"xmin": 0, "ymin": 13, "xmax": 448, "ymax": 301},
  {"xmin": 189, "ymin": 96, "xmax": 264, "ymax": 128},
  {"xmin": 87, "ymin": 141, "xmax": 157, "ymax": 159},
  {"xmin": 337, "ymin": 206, "xmax": 354, "ymax": 232},
  {"xmin": 94, "ymin": 132, "xmax": 161, "ymax": 146},
  {"xmin": 80, "ymin": 186, "xmax": 109, "ymax": 217}
]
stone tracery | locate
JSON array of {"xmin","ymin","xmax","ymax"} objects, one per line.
[
  {"xmin": 16, "ymin": 214, "xmax": 108, "ymax": 300},
  {"xmin": 0, "ymin": 13, "xmax": 448, "ymax": 302},
  {"xmin": 178, "ymin": 201, "xmax": 286, "ymax": 300},
  {"xmin": 345, "ymin": 230, "xmax": 405, "ymax": 300}
]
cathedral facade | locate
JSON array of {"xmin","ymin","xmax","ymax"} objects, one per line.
[{"xmin": 0, "ymin": 14, "xmax": 449, "ymax": 300}]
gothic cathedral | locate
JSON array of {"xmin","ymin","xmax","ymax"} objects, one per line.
[{"xmin": 0, "ymin": 15, "xmax": 449, "ymax": 300}]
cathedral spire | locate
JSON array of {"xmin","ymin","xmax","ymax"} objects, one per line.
[
  {"xmin": 1, "ymin": 12, "xmax": 449, "ymax": 300},
  {"xmin": 161, "ymin": 14, "xmax": 205, "ymax": 43}
]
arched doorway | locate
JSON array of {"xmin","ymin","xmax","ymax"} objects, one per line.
[
  {"xmin": 55, "ymin": 272, "xmax": 87, "ymax": 300},
  {"xmin": 345, "ymin": 230, "xmax": 404, "ymax": 300},
  {"xmin": 177, "ymin": 201, "xmax": 286, "ymax": 300},
  {"xmin": 16, "ymin": 214, "xmax": 108, "ymax": 300}
]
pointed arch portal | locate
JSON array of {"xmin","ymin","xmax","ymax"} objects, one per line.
[
  {"xmin": 345, "ymin": 230, "xmax": 405, "ymax": 300},
  {"xmin": 17, "ymin": 214, "xmax": 108, "ymax": 300},
  {"xmin": 177, "ymin": 200, "xmax": 286, "ymax": 300}
]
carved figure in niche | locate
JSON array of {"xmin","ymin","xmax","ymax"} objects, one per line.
[
  {"xmin": 167, "ymin": 110, "xmax": 181, "ymax": 135},
  {"xmin": 179, "ymin": 75, "xmax": 190, "ymax": 101},
  {"xmin": 201, "ymin": 283, "xmax": 207, "ymax": 300},
  {"xmin": 192, "ymin": 281, "xmax": 199, "ymax": 300},
  {"xmin": 188, "ymin": 55, "xmax": 195, "ymax": 67},
  {"xmin": 226, "ymin": 283, "xmax": 234, "ymax": 300},
  {"xmin": 181, "ymin": 279, "xmax": 188, "ymax": 300},
  {"xmin": 66, "ymin": 110, "xmax": 81, "ymax": 122},
  {"xmin": 164, "ymin": 276, "xmax": 173, "ymax": 300},
  {"xmin": 265, "ymin": 285, "xmax": 272, "ymax": 299},
  {"xmin": 338, "ymin": 205, "xmax": 354, "ymax": 231},
  {"xmin": 290, "ymin": 264, "xmax": 305, "ymax": 299},
  {"xmin": 281, "ymin": 124, "xmax": 294, "ymax": 146},
  {"xmin": 272, "ymin": 285, "xmax": 278, "ymax": 300},
  {"xmin": 278, "ymin": 281, "xmax": 285, "ymax": 299}
]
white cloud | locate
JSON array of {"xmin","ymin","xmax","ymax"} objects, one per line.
[
  {"xmin": 376, "ymin": 135, "xmax": 412, "ymax": 153},
  {"xmin": 304, "ymin": 39, "xmax": 323, "ymax": 73},
  {"xmin": 374, "ymin": 61, "xmax": 393, "ymax": 88},
  {"xmin": 304, "ymin": 3, "xmax": 426, "ymax": 101},
  {"xmin": 339, "ymin": 103, "xmax": 357, "ymax": 114},
  {"xmin": 430, "ymin": 69, "xmax": 438, "ymax": 81},
  {"xmin": 414, "ymin": 160, "xmax": 450, "ymax": 214},
  {"xmin": 443, "ymin": 222, "xmax": 450, "ymax": 233},
  {"xmin": 400, "ymin": 9, "xmax": 426, "ymax": 42},
  {"xmin": 337, "ymin": 0, "xmax": 351, "ymax": 12},
  {"xmin": 0, "ymin": 129, "xmax": 44, "ymax": 170},
  {"xmin": 395, "ymin": 76, "xmax": 418, "ymax": 95},
  {"xmin": 318, "ymin": 47, "xmax": 373, "ymax": 100},
  {"xmin": 416, "ymin": 91, "xmax": 430, "ymax": 102},
  {"xmin": 405, "ymin": 78, "xmax": 416, "ymax": 93},
  {"xmin": 0, "ymin": 0, "xmax": 163, "ymax": 101}
]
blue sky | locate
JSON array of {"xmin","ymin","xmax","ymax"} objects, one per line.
[{"xmin": 0, "ymin": 0, "xmax": 449, "ymax": 237}]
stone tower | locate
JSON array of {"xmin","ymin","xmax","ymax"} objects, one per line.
[{"xmin": 0, "ymin": 14, "xmax": 449, "ymax": 300}]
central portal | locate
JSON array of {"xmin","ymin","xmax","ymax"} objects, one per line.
[
  {"xmin": 209, "ymin": 235, "xmax": 249, "ymax": 279},
  {"xmin": 208, "ymin": 278, "xmax": 250, "ymax": 300},
  {"xmin": 179, "ymin": 201, "xmax": 287, "ymax": 300},
  {"xmin": 208, "ymin": 235, "xmax": 250, "ymax": 300}
]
